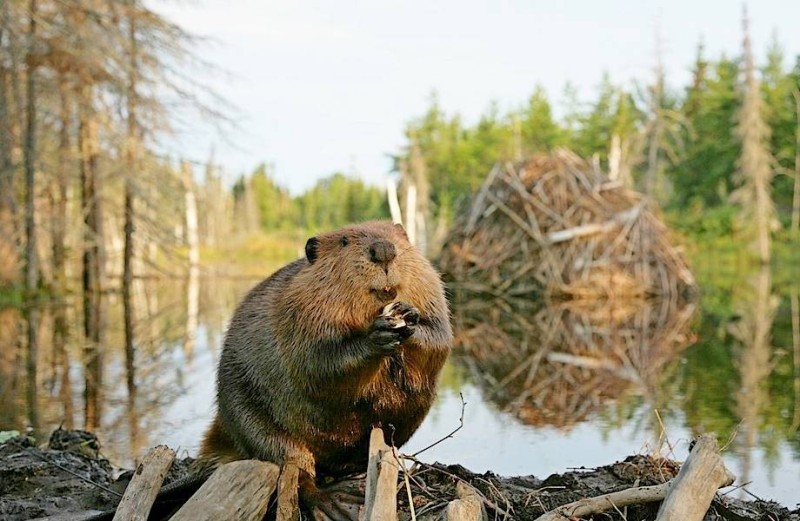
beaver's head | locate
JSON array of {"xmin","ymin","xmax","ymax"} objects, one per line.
[
  {"xmin": 279, "ymin": 220, "xmax": 446, "ymax": 334},
  {"xmin": 303, "ymin": 221, "xmax": 416, "ymax": 305}
]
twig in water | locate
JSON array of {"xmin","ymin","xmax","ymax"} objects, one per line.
[
  {"xmin": 411, "ymin": 393, "xmax": 466, "ymax": 458},
  {"xmin": 720, "ymin": 480, "xmax": 753, "ymax": 496},
  {"xmin": 721, "ymin": 420, "xmax": 742, "ymax": 452},
  {"xmin": 739, "ymin": 486, "xmax": 765, "ymax": 502},
  {"xmin": 653, "ymin": 409, "xmax": 676, "ymax": 459}
]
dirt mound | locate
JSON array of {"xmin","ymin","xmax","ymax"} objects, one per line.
[{"xmin": 0, "ymin": 430, "xmax": 796, "ymax": 520}]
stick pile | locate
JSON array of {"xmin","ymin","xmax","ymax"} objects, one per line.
[{"xmin": 440, "ymin": 149, "xmax": 696, "ymax": 300}]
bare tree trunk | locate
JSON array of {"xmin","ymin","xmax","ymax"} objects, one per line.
[
  {"xmin": 50, "ymin": 76, "xmax": 73, "ymax": 430},
  {"xmin": 0, "ymin": 20, "xmax": 20, "ymax": 284},
  {"xmin": 609, "ymin": 134, "xmax": 621, "ymax": 182},
  {"xmin": 23, "ymin": 0, "xmax": 40, "ymax": 432},
  {"xmin": 52, "ymin": 76, "xmax": 71, "ymax": 293},
  {"xmin": 405, "ymin": 184, "xmax": 416, "ymax": 246},
  {"xmin": 735, "ymin": 9, "xmax": 774, "ymax": 264},
  {"xmin": 645, "ymin": 117, "xmax": 661, "ymax": 198},
  {"xmin": 79, "ymin": 83, "xmax": 105, "ymax": 431},
  {"xmin": 181, "ymin": 160, "xmax": 199, "ymax": 268},
  {"xmin": 792, "ymin": 88, "xmax": 800, "ymax": 236},
  {"xmin": 24, "ymin": 0, "xmax": 38, "ymax": 294}
]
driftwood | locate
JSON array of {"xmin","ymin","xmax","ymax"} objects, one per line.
[
  {"xmin": 533, "ymin": 481, "xmax": 672, "ymax": 521},
  {"xmin": 655, "ymin": 434, "xmax": 736, "ymax": 521},
  {"xmin": 170, "ymin": 460, "xmax": 279, "ymax": 521},
  {"xmin": 276, "ymin": 462, "xmax": 300, "ymax": 521},
  {"xmin": 363, "ymin": 427, "xmax": 400, "ymax": 521},
  {"xmin": 533, "ymin": 435, "xmax": 735, "ymax": 521},
  {"xmin": 112, "ymin": 445, "xmax": 175, "ymax": 521}
]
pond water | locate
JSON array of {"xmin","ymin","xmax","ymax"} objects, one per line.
[{"xmin": 1, "ymin": 262, "xmax": 799, "ymax": 507}]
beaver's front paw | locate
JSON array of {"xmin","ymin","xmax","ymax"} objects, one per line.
[{"xmin": 367, "ymin": 302, "xmax": 419, "ymax": 352}]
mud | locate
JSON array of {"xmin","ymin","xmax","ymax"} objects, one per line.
[{"xmin": 0, "ymin": 430, "xmax": 796, "ymax": 521}]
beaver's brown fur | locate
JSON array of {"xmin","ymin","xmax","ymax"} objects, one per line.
[{"xmin": 197, "ymin": 221, "xmax": 452, "ymax": 513}]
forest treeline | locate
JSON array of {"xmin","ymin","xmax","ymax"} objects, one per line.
[
  {"xmin": 2, "ymin": 2, "xmax": 799, "ymax": 297},
  {"xmin": 231, "ymin": 27, "xmax": 800, "ymax": 262},
  {"xmin": 389, "ymin": 37, "xmax": 799, "ymax": 258}
]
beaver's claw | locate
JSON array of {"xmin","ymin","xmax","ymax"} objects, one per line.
[{"xmin": 368, "ymin": 302, "xmax": 420, "ymax": 352}]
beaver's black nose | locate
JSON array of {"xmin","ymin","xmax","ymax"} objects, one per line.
[{"xmin": 369, "ymin": 240, "xmax": 396, "ymax": 269}]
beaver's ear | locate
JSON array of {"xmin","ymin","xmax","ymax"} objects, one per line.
[
  {"xmin": 305, "ymin": 237, "xmax": 319, "ymax": 264},
  {"xmin": 393, "ymin": 223, "xmax": 408, "ymax": 239}
]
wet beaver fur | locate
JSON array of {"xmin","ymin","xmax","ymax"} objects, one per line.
[{"xmin": 198, "ymin": 221, "xmax": 453, "ymax": 518}]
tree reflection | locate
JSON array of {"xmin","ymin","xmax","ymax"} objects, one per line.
[
  {"xmin": 452, "ymin": 293, "xmax": 697, "ymax": 431},
  {"xmin": 729, "ymin": 267, "xmax": 777, "ymax": 492},
  {"xmin": 0, "ymin": 308, "xmax": 23, "ymax": 429},
  {"xmin": 791, "ymin": 286, "xmax": 800, "ymax": 433}
]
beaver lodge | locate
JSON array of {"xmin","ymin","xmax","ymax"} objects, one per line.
[
  {"xmin": 439, "ymin": 149, "xmax": 699, "ymax": 430},
  {"xmin": 439, "ymin": 149, "xmax": 697, "ymax": 301}
]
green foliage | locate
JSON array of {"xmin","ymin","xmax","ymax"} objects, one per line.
[
  {"xmin": 295, "ymin": 173, "xmax": 389, "ymax": 231},
  {"xmin": 232, "ymin": 168, "xmax": 389, "ymax": 234},
  {"xmin": 223, "ymin": 32, "xmax": 800, "ymax": 258},
  {"xmin": 249, "ymin": 163, "xmax": 296, "ymax": 231},
  {"xmin": 671, "ymin": 55, "xmax": 741, "ymax": 208},
  {"xmin": 519, "ymin": 85, "xmax": 565, "ymax": 153}
]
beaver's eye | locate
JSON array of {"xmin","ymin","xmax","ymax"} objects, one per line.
[{"xmin": 340, "ymin": 236, "xmax": 349, "ymax": 247}]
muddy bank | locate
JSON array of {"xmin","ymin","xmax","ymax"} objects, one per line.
[{"xmin": 0, "ymin": 430, "xmax": 797, "ymax": 520}]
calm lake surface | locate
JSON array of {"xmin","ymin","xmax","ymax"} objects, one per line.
[{"xmin": 1, "ymin": 260, "xmax": 799, "ymax": 507}]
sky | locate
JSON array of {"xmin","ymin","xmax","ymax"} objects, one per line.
[{"xmin": 152, "ymin": 0, "xmax": 800, "ymax": 194}]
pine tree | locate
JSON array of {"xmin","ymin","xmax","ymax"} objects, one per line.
[
  {"xmin": 673, "ymin": 48, "xmax": 740, "ymax": 209},
  {"xmin": 519, "ymin": 85, "xmax": 563, "ymax": 154}
]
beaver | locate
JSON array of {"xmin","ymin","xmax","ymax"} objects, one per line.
[{"xmin": 198, "ymin": 220, "xmax": 452, "ymax": 518}]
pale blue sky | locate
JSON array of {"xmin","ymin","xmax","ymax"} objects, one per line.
[{"xmin": 154, "ymin": 0, "xmax": 800, "ymax": 193}]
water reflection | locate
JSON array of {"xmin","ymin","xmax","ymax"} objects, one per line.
[
  {"xmin": 0, "ymin": 276, "xmax": 251, "ymax": 465},
  {"xmin": 730, "ymin": 267, "xmax": 776, "ymax": 491},
  {"xmin": 0, "ymin": 307, "xmax": 22, "ymax": 429},
  {"xmin": 451, "ymin": 293, "xmax": 697, "ymax": 432},
  {"xmin": 1, "ymin": 268, "xmax": 799, "ymax": 504}
]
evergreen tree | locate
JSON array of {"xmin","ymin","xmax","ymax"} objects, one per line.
[
  {"xmin": 761, "ymin": 37, "xmax": 799, "ymax": 222},
  {"xmin": 519, "ymin": 85, "xmax": 564, "ymax": 154},
  {"xmin": 673, "ymin": 52, "xmax": 741, "ymax": 209}
]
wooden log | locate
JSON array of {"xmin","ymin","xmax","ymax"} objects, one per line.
[
  {"xmin": 534, "ymin": 435, "xmax": 735, "ymax": 521},
  {"xmin": 533, "ymin": 481, "xmax": 672, "ymax": 521},
  {"xmin": 276, "ymin": 462, "xmax": 300, "ymax": 521},
  {"xmin": 445, "ymin": 481, "xmax": 487, "ymax": 521},
  {"xmin": 170, "ymin": 460, "xmax": 280, "ymax": 521},
  {"xmin": 112, "ymin": 445, "xmax": 175, "ymax": 521},
  {"xmin": 655, "ymin": 434, "xmax": 735, "ymax": 521},
  {"xmin": 543, "ymin": 204, "xmax": 642, "ymax": 244},
  {"xmin": 363, "ymin": 427, "xmax": 400, "ymax": 521}
]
